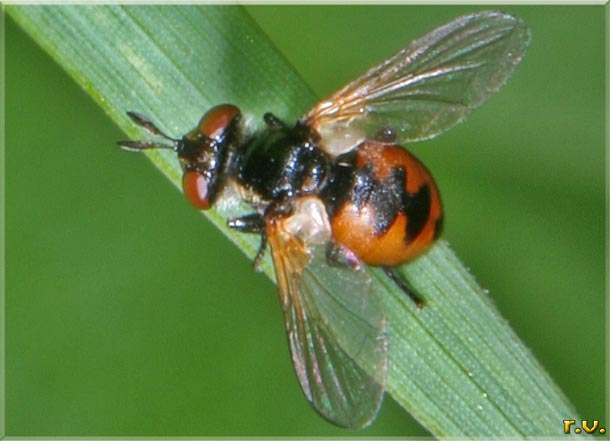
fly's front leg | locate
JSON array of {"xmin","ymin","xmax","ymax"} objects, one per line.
[
  {"xmin": 227, "ymin": 213, "xmax": 267, "ymax": 272},
  {"xmin": 263, "ymin": 112, "xmax": 288, "ymax": 129}
]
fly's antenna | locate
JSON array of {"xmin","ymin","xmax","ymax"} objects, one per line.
[{"xmin": 117, "ymin": 111, "xmax": 179, "ymax": 152}]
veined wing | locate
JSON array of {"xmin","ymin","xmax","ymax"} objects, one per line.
[
  {"xmin": 305, "ymin": 11, "xmax": 531, "ymax": 155},
  {"xmin": 266, "ymin": 221, "xmax": 387, "ymax": 429}
]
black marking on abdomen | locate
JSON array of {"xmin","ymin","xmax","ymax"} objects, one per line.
[
  {"xmin": 404, "ymin": 184, "xmax": 431, "ymax": 243},
  {"xmin": 371, "ymin": 167, "xmax": 406, "ymax": 235},
  {"xmin": 433, "ymin": 215, "xmax": 444, "ymax": 239}
]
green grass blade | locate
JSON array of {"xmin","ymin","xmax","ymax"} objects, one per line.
[{"xmin": 7, "ymin": 5, "xmax": 578, "ymax": 436}]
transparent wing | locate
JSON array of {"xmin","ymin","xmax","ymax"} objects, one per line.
[
  {"xmin": 266, "ymin": 223, "xmax": 387, "ymax": 429},
  {"xmin": 305, "ymin": 11, "xmax": 531, "ymax": 154}
]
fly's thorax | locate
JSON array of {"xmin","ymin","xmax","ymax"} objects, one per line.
[{"xmin": 235, "ymin": 124, "xmax": 331, "ymax": 204}]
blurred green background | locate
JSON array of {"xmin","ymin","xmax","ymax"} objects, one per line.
[{"xmin": 5, "ymin": 5, "xmax": 606, "ymax": 437}]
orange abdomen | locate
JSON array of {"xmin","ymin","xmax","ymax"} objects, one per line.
[{"xmin": 330, "ymin": 142, "xmax": 443, "ymax": 267}]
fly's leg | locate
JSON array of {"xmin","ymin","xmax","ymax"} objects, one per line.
[
  {"xmin": 227, "ymin": 213, "xmax": 267, "ymax": 272},
  {"xmin": 230, "ymin": 197, "xmax": 293, "ymax": 271},
  {"xmin": 327, "ymin": 242, "xmax": 426, "ymax": 307},
  {"xmin": 252, "ymin": 234, "xmax": 268, "ymax": 271},
  {"xmin": 383, "ymin": 267, "xmax": 426, "ymax": 308},
  {"xmin": 325, "ymin": 242, "xmax": 363, "ymax": 271},
  {"xmin": 263, "ymin": 113, "xmax": 288, "ymax": 129}
]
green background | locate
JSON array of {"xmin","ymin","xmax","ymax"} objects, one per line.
[{"xmin": 5, "ymin": 5, "xmax": 606, "ymax": 436}]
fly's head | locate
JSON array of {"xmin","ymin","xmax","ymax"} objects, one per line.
[{"xmin": 118, "ymin": 104, "xmax": 241, "ymax": 210}]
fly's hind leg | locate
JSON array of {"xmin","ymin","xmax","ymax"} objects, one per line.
[
  {"xmin": 227, "ymin": 213, "xmax": 267, "ymax": 272},
  {"xmin": 326, "ymin": 243, "xmax": 425, "ymax": 307},
  {"xmin": 383, "ymin": 267, "xmax": 426, "ymax": 308}
]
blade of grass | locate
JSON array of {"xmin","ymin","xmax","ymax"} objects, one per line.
[{"xmin": 7, "ymin": 5, "xmax": 578, "ymax": 436}]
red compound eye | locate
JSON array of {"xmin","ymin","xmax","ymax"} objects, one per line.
[
  {"xmin": 182, "ymin": 170, "xmax": 210, "ymax": 210},
  {"xmin": 198, "ymin": 104, "xmax": 240, "ymax": 139}
]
